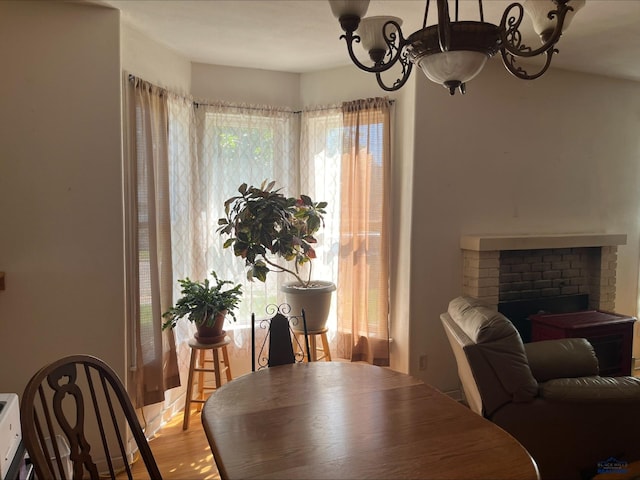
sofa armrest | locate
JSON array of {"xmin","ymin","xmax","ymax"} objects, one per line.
[
  {"xmin": 524, "ymin": 338, "xmax": 599, "ymax": 382},
  {"xmin": 541, "ymin": 376, "xmax": 640, "ymax": 402}
]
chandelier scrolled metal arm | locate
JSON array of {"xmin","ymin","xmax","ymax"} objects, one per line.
[
  {"xmin": 329, "ymin": 0, "xmax": 585, "ymax": 94},
  {"xmin": 377, "ymin": 53, "xmax": 413, "ymax": 91},
  {"xmin": 340, "ymin": 19, "xmax": 406, "ymax": 73},
  {"xmin": 499, "ymin": 0, "xmax": 576, "ymax": 80},
  {"xmin": 501, "ymin": 46, "xmax": 557, "ymax": 80},
  {"xmin": 338, "ymin": 17, "xmax": 414, "ymax": 91}
]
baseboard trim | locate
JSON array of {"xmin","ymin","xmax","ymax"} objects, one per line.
[{"xmin": 443, "ymin": 388, "xmax": 464, "ymax": 402}]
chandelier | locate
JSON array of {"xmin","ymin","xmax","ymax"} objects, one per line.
[{"xmin": 329, "ymin": 0, "xmax": 585, "ymax": 94}]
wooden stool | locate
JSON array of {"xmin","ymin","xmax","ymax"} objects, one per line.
[
  {"xmin": 294, "ymin": 328, "xmax": 331, "ymax": 362},
  {"xmin": 183, "ymin": 337, "xmax": 232, "ymax": 430}
]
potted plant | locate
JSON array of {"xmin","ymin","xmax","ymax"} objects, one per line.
[
  {"xmin": 217, "ymin": 180, "xmax": 335, "ymax": 331},
  {"xmin": 162, "ymin": 270, "xmax": 243, "ymax": 344}
]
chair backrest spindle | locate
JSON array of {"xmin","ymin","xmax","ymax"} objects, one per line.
[{"xmin": 20, "ymin": 355, "xmax": 162, "ymax": 480}]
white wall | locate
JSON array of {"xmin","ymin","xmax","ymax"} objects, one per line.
[
  {"xmin": 121, "ymin": 22, "xmax": 191, "ymax": 94},
  {"xmin": 192, "ymin": 63, "xmax": 300, "ymax": 108},
  {"xmin": 0, "ymin": 2, "xmax": 124, "ymax": 394},
  {"xmin": 410, "ymin": 60, "xmax": 640, "ymax": 391},
  {"xmin": 300, "ymin": 65, "xmax": 387, "ymax": 106},
  {"xmin": 389, "ymin": 80, "xmax": 416, "ymax": 376}
]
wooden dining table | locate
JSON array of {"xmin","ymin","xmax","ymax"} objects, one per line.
[{"xmin": 201, "ymin": 362, "xmax": 539, "ymax": 480}]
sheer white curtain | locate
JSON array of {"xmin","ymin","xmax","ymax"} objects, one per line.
[
  {"xmin": 168, "ymin": 101, "xmax": 300, "ymax": 369},
  {"xmin": 300, "ymin": 106, "xmax": 343, "ymax": 345},
  {"xmin": 165, "ymin": 92, "xmax": 199, "ymax": 382}
]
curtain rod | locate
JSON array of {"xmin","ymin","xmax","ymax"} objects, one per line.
[
  {"xmin": 193, "ymin": 101, "xmax": 300, "ymax": 114},
  {"xmin": 127, "ymin": 73, "xmax": 394, "ymax": 114},
  {"xmin": 294, "ymin": 99, "xmax": 395, "ymax": 114},
  {"xmin": 193, "ymin": 99, "xmax": 394, "ymax": 115}
]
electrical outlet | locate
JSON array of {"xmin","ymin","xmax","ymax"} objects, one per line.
[{"xmin": 419, "ymin": 354, "xmax": 428, "ymax": 370}]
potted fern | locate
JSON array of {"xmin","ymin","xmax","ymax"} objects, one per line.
[
  {"xmin": 217, "ymin": 180, "xmax": 335, "ymax": 331},
  {"xmin": 162, "ymin": 271, "xmax": 243, "ymax": 344}
]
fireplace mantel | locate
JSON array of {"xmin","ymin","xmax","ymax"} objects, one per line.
[{"xmin": 460, "ymin": 233, "xmax": 627, "ymax": 252}]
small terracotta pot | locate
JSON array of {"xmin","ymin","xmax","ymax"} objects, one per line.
[{"xmin": 195, "ymin": 310, "xmax": 227, "ymax": 344}]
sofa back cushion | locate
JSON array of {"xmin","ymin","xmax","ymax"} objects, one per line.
[{"xmin": 445, "ymin": 297, "xmax": 538, "ymax": 417}]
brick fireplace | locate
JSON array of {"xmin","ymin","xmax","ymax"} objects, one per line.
[
  {"xmin": 461, "ymin": 233, "xmax": 634, "ymax": 372},
  {"xmin": 460, "ymin": 234, "xmax": 627, "ymax": 312}
]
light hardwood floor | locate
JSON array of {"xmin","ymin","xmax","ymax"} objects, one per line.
[{"xmin": 121, "ymin": 409, "xmax": 220, "ymax": 480}]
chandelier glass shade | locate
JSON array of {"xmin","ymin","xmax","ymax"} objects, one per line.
[
  {"xmin": 524, "ymin": 0, "xmax": 585, "ymax": 40},
  {"xmin": 329, "ymin": 0, "xmax": 585, "ymax": 94},
  {"xmin": 357, "ymin": 16, "xmax": 403, "ymax": 62},
  {"xmin": 418, "ymin": 51, "xmax": 488, "ymax": 93}
]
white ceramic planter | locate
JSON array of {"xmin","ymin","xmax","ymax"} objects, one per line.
[{"xmin": 281, "ymin": 280, "xmax": 336, "ymax": 332}]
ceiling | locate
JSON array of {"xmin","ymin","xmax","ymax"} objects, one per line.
[{"xmin": 101, "ymin": 0, "xmax": 640, "ymax": 83}]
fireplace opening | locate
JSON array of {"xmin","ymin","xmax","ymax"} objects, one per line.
[
  {"xmin": 497, "ymin": 246, "xmax": 600, "ymax": 342},
  {"xmin": 498, "ymin": 294, "xmax": 589, "ymax": 342}
]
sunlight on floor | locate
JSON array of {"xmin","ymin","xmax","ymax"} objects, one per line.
[{"xmin": 122, "ymin": 409, "xmax": 221, "ymax": 480}]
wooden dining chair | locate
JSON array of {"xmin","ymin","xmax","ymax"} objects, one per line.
[
  {"xmin": 20, "ymin": 354, "xmax": 161, "ymax": 480},
  {"xmin": 251, "ymin": 304, "xmax": 312, "ymax": 371}
]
